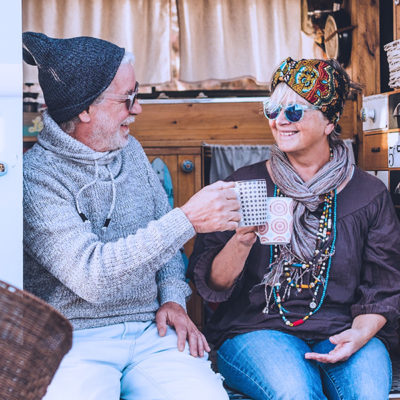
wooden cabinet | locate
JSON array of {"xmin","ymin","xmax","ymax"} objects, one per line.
[{"xmin": 145, "ymin": 146, "xmax": 204, "ymax": 328}]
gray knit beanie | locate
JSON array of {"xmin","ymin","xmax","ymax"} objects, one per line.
[{"xmin": 22, "ymin": 32, "xmax": 125, "ymax": 123}]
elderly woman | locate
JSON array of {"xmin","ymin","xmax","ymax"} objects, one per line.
[{"xmin": 188, "ymin": 58, "xmax": 400, "ymax": 399}]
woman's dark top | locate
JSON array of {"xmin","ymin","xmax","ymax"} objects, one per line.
[{"xmin": 187, "ymin": 161, "xmax": 400, "ymax": 350}]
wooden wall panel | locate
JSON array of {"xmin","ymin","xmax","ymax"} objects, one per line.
[
  {"xmin": 349, "ymin": 0, "xmax": 380, "ymax": 96},
  {"xmin": 132, "ymin": 102, "xmax": 269, "ymax": 145},
  {"xmin": 132, "ymin": 100, "xmax": 357, "ymax": 148},
  {"xmin": 345, "ymin": 1, "xmax": 380, "ymax": 167},
  {"xmin": 394, "ymin": 2, "xmax": 400, "ymax": 40}
]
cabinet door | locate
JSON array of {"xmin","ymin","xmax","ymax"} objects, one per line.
[{"xmin": 145, "ymin": 147, "xmax": 204, "ymax": 328}]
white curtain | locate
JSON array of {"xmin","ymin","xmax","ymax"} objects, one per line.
[
  {"xmin": 207, "ymin": 144, "xmax": 272, "ymax": 183},
  {"xmin": 177, "ymin": 0, "xmax": 314, "ymax": 84},
  {"xmin": 22, "ymin": 0, "xmax": 172, "ymax": 85}
]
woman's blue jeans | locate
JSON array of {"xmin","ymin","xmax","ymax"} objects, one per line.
[{"xmin": 217, "ymin": 330, "xmax": 391, "ymax": 400}]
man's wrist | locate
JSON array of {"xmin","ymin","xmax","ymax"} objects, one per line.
[{"xmin": 179, "ymin": 205, "xmax": 196, "ymax": 230}]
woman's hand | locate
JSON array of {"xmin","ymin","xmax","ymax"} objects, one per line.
[
  {"xmin": 208, "ymin": 225, "xmax": 258, "ymax": 290},
  {"xmin": 235, "ymin": 226, "xmax": 258, "ymax": 247},
  {"xmin": 304, "ymin": 314, "xmax": 387, "ymax": 364},
  {"xmin": 305, "ymin": 328, "xmax": 369, "ymax": 363}
]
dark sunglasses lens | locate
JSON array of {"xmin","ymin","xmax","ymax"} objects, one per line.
[
  {"xmin": 264, "ymin": 104, "xmax": 281, "ymax": 120},
  {"xmin": 285, "ymin": 105, "xmax": 303, "ymax": 122}
]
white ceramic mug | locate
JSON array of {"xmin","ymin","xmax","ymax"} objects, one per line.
[
  {"xmin": 234, "ymin": 179, "xmax": 268, "ymax": 227},
  {"xmin": 256, "ymin": 197, "xmax": 294, "ymax": 245}
]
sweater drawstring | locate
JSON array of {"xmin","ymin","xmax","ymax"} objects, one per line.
[
  {"xmin": 75, "ymin": 160, "xmax": 117, "ymax": 230},
  {"xmin": 76, "ymin": 160, "xmax": 99, "ymax": 223},
  {"xmin": 102, "ymin": 165, "xmax": 117, "ymax": 231}
]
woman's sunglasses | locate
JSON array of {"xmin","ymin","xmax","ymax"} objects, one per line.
[
  {"xmin": 103, "ymin": 81, "xmax": 140, "ymax": 112},
  {"xmin": 263, "ymin": 98, "xmax": 319, "ymax": 123}
]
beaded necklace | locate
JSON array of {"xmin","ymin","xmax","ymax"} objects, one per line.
[{"xmin": 265, "ymin": 185, "xmax": 337, "ymax": 327}]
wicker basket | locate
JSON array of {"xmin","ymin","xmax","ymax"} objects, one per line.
[
  {"xmin": 0, "ymin": 280, "xmax": 72, "ymax": 400},
  {"xmin": 384, "ymin": 39, "xmax": 400, "ymax": 89}
]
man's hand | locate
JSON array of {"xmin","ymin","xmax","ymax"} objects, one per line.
[
  {"xmin": 156, "ymin": 301, "xmax": 210, "ymax": 357},
  {"xmin": 180, "ymin": 181, "xmax": 241, "ymax": 233}
]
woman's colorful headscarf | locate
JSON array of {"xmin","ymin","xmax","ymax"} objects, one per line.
[{"xmin": 271, "ymin": 57, "xmax": 350, "ymax": 124}]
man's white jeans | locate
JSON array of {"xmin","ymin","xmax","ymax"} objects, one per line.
[{"xmin": 44, "ymin": 320, "xmax": 228, "ymax": 400}]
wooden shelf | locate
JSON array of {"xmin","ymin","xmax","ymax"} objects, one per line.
[{"xmin": 23, "ymin": 136, "xmax": 38, "ymax": 142}]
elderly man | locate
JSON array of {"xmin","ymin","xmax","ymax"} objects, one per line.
[{"xmin": 22, "ymin": 32, "xmax": 239, "ymax": 400}]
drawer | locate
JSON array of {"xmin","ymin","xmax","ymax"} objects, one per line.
[
  {"xmin": 363, "ymin": 133, "xmax": 388, "ymax": 170},
  {"xmin": 361, "ymin": 94, "xmax": 388, "ymax": 131}
]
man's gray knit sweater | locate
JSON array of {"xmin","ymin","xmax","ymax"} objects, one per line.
[{"xmin": 23, "ymin": 112, "xmax": 195, "ymax": 330}]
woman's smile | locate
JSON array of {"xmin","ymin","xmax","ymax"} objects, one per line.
[{"xmin": 277, "ymin": 130, "xmax": 298, "ymax": 137}]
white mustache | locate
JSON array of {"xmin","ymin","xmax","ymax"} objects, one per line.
[{"xmin": 121, "ymin": 116, "xmax": 136, "ymax": 126}]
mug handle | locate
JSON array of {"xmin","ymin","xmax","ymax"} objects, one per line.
[{"xmin": 254, "ymin": 227, "xmax": 269, "ymax": 245}]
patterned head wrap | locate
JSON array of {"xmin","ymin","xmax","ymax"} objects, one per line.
[{"xmin": 271, "ymin": 57, "xmax": 350, "ymax": 124}]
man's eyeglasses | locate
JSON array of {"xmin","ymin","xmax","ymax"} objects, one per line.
[
  {"xmin": 103, "ymin": 81, "xmax": 139, "ymax": 111},
  {"xmin": 263, "ymin": 98, "xmax": 319, "ymax": 123}
]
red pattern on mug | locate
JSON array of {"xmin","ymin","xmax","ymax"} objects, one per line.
[
  {"xmin": 271, "ymin": 218, "xmax": 288, "ymax": 235},
  {"xmin": 269, "ymin": 199, "xmax": 288, "ymax": 216}
]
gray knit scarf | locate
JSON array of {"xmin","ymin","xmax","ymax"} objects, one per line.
[{"xmin": 262, "ymin": 140, "xmax": 353, "ymax": 292}]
